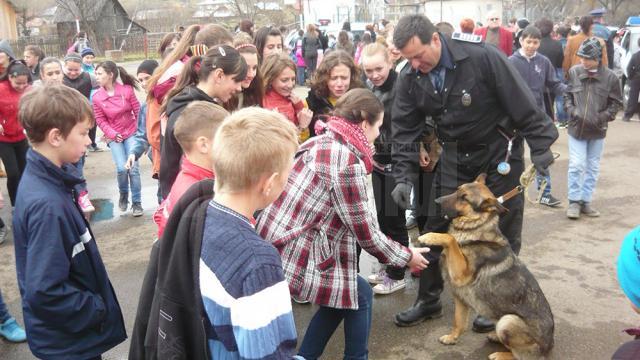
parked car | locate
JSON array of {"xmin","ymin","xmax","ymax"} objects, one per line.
[{"xmin": 619, "ymin": 16, "xmax": 640, "ymax": 103}]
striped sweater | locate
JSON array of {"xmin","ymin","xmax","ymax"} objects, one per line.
[{"xmin": 199, "ymin": 201, "xmax": 297, "ymax": 359}]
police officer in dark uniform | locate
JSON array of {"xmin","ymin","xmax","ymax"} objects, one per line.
[{"xmin": 389, "ymin": 15, "xmax": 558, "ymax": 330}]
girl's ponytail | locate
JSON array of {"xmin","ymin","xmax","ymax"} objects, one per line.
[
  {"xmin": 160, "ymin": 55, "xmax": 202, "ymax": 113},
  {"xmin": 146, "ymin": 24, "xmax": 201, "ymax": 98},
  {"xmin": 117, "ymin": 66, "xmax": 139, "ymax": 91}
]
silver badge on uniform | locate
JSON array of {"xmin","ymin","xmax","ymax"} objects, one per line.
[{"xmin": 461, "ymin": 91, "xmax": 472, "ymax": 107}]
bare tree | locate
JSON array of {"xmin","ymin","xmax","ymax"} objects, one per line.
[
  {"xmin": 12, "ymin": 0, "xmax": 53, "ymax": 36},
  {"xmin": 228, "ymin": 0, "xmax": 261, "ymax": 22},
  {"xmin": 597, "ymin": 0, "xmax": 628, "ymax": 17},
  {"xmin": 55, "ymin": 0, "xmax": 103, "ymax": 53},
  {"xmin": 530, "ymin": 0, "xmax": 573, "ymax": 20}
]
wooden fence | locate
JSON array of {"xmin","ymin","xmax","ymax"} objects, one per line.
[{"xmin": 9, "ymin": 32, "xmax": 173, "ymax": 60}]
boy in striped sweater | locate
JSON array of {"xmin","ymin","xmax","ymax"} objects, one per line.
[{"xmin": 200, "ymin": 107, "xmax": 299, "ymax": 358}]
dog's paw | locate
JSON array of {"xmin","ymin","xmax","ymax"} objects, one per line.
[
  {"xmin": 438, "ymin": 334, "xmax": 458, "ymax": 345},
  {"xmin": 488, "ymin": 351, "xmax": 515, "ymax": 360},
  {"xmin": 418, "ymin": 233, "xmax": 440, "ymax": 246}
]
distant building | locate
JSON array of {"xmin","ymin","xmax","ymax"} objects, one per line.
[
  {"xmin": 423, "ymin": 0, "xmax": 502, "ymax": 29},
  {"xmin": 0, "ymin": 0, "xmax": 18, "ymax": 40},
  {"xmin": 53, "ymin": 0, "xmax": 146, "ymax": 51},
  {"xmin": 303, "ymin": 0, "xmax": 385, "ymax": 28},
  {"xmin": 384, "ymin": 0, "xmax": 425, "ymax": 23}
]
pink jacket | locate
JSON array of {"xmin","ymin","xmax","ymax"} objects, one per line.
[{"xmin": 92, "ymin": 82, "xmax": 140, "ymax": 140}]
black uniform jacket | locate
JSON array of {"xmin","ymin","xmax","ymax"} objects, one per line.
[{"xmin": 391, "ymin": 34, "xmax": 558, "ymax": 185}]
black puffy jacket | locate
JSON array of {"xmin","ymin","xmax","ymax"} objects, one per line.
[{"xmin": 129, "ymin": 179, "xmax": 214, "ymax": 360}]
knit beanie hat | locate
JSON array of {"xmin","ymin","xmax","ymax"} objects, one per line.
[
  {"xmin": 577, "ymin": 37, "xmax": 603, "ymax": 61},
  {"xmin": 81, "ymin": 47, "xmax": 95, "ymax": 58},
  {"xmin": 137, "ymin": 59, "xmax": 159, "ymax": 76},
  {"xmin": 0, "ymin": 39, "xmax": 16, "ymax": 60},
  {"xmin": 64, "ymin": 53, "xmax": 82, "ymax": 63},
  {"xmin": 617, "ymin": 226, "xmax": 640, "ymax": 309}
]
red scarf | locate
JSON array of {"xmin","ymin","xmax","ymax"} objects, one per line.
[{"xmin": 315, "ymin": 116, "xmax": 374, "ymax": 173}]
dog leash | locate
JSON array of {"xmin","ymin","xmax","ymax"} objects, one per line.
[
  {"xmin": 496, "ymin": 165, "xmax": 536, "ymax": 204},
  {"xmin": 497, "ymin": 158, "xmax": 557, "ymax": 205}
]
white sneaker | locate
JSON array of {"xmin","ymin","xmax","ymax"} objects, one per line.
[
  {"xmin": 367, "ymin": 268, "xmax": 387, "ymax": 284},
  {"xmin": 372, "ymin": 277, "xmax": 406, "ymax": 295},
  {"xmin": 291, "ymin": 296, "xmax": 310, "ymax": 304}
]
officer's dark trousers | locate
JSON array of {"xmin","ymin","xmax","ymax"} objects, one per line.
[
  {"xmin": 624, "ymin": 78, "xmax": 640, "ymax": 119},
  {"xmin": 416, "ymin": 137, "xmax": 525, "ymax": 302},
  {"xmin": 372, "ymin": 168, "xmax": 410, "ymax": 280}
]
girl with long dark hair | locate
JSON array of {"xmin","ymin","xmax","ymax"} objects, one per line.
[
  {"xmin": 146, "ymin": 24, "xmax": 233, "ymax": 182},
  {"xmin": 93, "ymin": 61, "xmax": 143, "ymax": 216},
  {"xmin": 224, "ymin": 33, "xmax": 264, "ymax": 110},
  {"xmin": 0, "ymin": 61, "xmax": 31, "ymax": 207},
  {"xmin": 159, "ymin": 45, "xmax": 247, "ymax": 197}
]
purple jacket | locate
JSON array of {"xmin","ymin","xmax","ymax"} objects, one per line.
[{"xmin": 92, "ymin": 82, "xmax": 140, "ymax": 140}]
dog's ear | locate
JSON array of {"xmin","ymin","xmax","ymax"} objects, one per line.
[
  {"xmin": 475, "ymin": 173, "xmax": 487, "ymax": 184},
  {"xmin": 481, "ymin": 197, "xmax": 509, "ymax": 214}
]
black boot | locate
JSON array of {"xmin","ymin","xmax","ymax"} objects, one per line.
[
  {"xmin": 394, "ymin": 262, "xmax": 443, "ymax": 327},
  {"xmin": 472, "ymin": 315, "xmax": 495, "ymax": 333}
]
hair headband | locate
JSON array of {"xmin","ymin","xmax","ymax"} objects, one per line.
[{"xmin": 235, "ymin": 43, "xmax": 257, "ymax": 51}]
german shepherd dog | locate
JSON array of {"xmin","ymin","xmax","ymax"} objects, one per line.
[{"xmin": 418, "ymin": 174, "xmax": 554, "ymax": 360}]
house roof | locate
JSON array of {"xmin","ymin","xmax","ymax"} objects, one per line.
[
  {"xmin": 5, "ymin": 0, "xmax": 18, "ymax": 10},
  {"xmin": 53, "ymin": 0, "xmax": 147, "ymax": 32},
  {"xmin": 53, "ymin": 0, "xmax": 110, "ymax": 23},
  {"xmin": 42, "ymin": 6, "xmax": 58, "ymax": 18}
]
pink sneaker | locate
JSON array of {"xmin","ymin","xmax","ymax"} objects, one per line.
[{"xmin": 78, "ymin": 191, "xmax": 95, "ymax": 213}]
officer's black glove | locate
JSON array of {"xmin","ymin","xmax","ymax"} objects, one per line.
[
  {"xmin": 391, "ymin": 182, "xmax": 413, "ymax": 209},
  {"xmin": 531, "ymin": 150, "xmax": 554, "ymax": 177}
]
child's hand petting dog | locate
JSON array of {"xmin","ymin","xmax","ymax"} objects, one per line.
[{"xmin": 407, "ymin": 247, "xmax": 430, "ymax": 272}]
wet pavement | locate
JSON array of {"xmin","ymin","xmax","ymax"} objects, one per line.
[{"xmin": 0, "ymin": 87, "xmax": 639, "ymax": 358}]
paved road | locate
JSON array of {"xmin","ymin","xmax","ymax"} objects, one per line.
[{"xmin": 0, "ymin": 77, "xmax": 638, "ymax": 358}]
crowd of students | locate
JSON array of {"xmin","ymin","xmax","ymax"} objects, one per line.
[{"xmin": 0, "ymin": 10, "xmax": 638, "ymax": 360}]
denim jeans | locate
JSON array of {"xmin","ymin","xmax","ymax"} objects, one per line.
[
  {"xmin": 568, "ymin": 135, "xmax": 605, "ymax": 203},
  {"xmin": 555, "ymin": 68, "xmax": 568, "ymax": 123},
  {"xmin": 536, "ymin": 173, "xmax": 552, "ymax": 196},
  {"xmin": 0, "ymin": 287, "xmax": 10, "ymax": 324},
  {"xmin": 71, "ymin": 155, "xmax": 88, "ymax": 194},
  {"xmin": 297, "ymin": 66, "xmax": 306, "ymax": 85},
  {"xmin": 108, "ymin": 136, "xmax": 141, "ymax": 203},
  {"xmin": 298, "ymin": 276, "xmax": 373, "ymax": 360}
]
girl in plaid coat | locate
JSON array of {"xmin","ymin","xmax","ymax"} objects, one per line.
[{"xmin": 257, "ymin": 89, "xmax": 430, "ymax": 359}]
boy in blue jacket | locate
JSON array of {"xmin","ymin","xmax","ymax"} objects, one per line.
[
  {"xmin": 13, "ymin": 85, "xmax": 126, "ymax": 360},
  {"xmin": 509, "ymin": 25, "xmax": 567, "ymax": 208}
]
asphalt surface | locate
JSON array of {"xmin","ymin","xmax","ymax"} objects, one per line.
[{"xmin": 0, "ymin": 63, "xmax": 638, "ymax": 359}]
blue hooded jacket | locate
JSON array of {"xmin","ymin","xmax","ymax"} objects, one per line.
[
  {"xmin": 13, "ymin": 149, "xmax": 126, "ymax": 359},
  {"xmin": 509, "ymin": 50, "xmax": 567, "ymax": 109}
]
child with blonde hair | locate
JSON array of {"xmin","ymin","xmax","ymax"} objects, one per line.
[
  {"xmin": 153, "ymin": 101, "xmax": 229, "ymax": 238},
  {"xmin": 134, "ymin": 107, "xmax": 299, "ymax": 358}
]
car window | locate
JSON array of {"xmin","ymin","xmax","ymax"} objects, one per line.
[
  {"xmin": 622, "ymin": 32, "xmax": 630, "ymax": 50},
  {"xmin": 631, "ymin": 32, "xmax": 640, "ymax": 54}
]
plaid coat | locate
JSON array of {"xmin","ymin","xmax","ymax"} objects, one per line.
[{"xmin": 257, "ymin": 131, "xmax": 412, "ymax": 310}]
